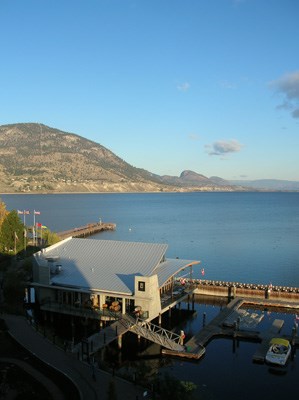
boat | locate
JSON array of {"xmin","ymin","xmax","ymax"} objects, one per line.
[{"xmin": 265, "ymin": 338, "xmax": 291, "ymax": 366}]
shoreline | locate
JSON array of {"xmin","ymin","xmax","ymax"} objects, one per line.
[{"xmin": 1, "ymin": 189, "xmax": 298, "ymax": 195}]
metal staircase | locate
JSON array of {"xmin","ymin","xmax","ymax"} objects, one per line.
[{"xmin": 120, "ymin": 313, "xmax": 185, "ymax": 352}]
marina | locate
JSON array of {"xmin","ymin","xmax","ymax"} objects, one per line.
[
  {"xmin": 161, "ymin": 295, "xmax": 299, "ymax": 361},
  {"xmin": 61, "ymin": 292, "xmax": 299, "ymax": 362}
]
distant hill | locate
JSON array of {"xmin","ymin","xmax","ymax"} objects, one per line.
[
  {"xmin": 158, "ymin": 170, "xmax": 245, "ymax": 190},
  {"xmin": 0, "ymin": 123, "xmax": 240, "ymax": 193},
  {"xmin": 229, "ymin": 179, "xmax": 299, "ymax": 191},
  {"xmin": 0, "ymin": 123, "xmax": 296, "ymax": 193}
]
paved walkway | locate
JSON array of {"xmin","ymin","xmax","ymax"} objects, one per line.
[
  {"xmin": 2, "ymin": 313, "xmax": 146, "ymax": 400},
  {"xmin": 0, "ymin": 357, "xmax": 65, "ymax": 400}
]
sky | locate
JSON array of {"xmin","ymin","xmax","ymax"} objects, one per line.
[{"xmin": 0, "ymin": 0, "xmax": 298, "ymax": 181}]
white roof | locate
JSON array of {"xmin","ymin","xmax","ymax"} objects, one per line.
[{"xmin": 37, "ymin": 238, "xmax": 199, "ymax": 295}]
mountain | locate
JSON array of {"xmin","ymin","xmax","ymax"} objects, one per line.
[
  {"xmin": 158, "ymin": 170, "xmax": 211, "ymax": 186},
  {"xmin": 0, "ymin": 123, "xmax": 240, "ymax": 193},
  {"xmin": 0, "ymin": 123, "xmax": 164, "ymax": 193},
  {"xmin": 1, "ymin": 123, "xmax": 295, "ymax": 193},
  {"xmin": 158, "ymin": 170, "xmax": 244, "ymax": 190}
]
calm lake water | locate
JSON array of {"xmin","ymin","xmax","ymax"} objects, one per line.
[
  {"xmin": 1, "ymin": 192, "xmax": 299, "ymax": 399},
  {"xmin": 2, "ymin": 192, "xmax": 299, "ymax": 286}
]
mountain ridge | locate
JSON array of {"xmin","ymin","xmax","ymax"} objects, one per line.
[{"xmin": 0, "ymin": 123, "xmax": 297, "ymax": 193}]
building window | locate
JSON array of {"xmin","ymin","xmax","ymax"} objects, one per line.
[{"xmin": 138, "ymin": 281, "xmax": 145, "ymax": 292}]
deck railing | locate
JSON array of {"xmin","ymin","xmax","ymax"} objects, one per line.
[{"xmin": 40, "ymin": 300, "xmax": 121, "ymax": 320}]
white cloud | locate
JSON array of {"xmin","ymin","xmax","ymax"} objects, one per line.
[
  {"xmin": 177, "ymin": 82, "xmax": 190, "ymax": 92},
  {"xmin": 188, "ymin": 133, "xmax": 200, "ymax": 141},
  {"xmin": 270, "ymin": 70, "xmax": 299, "ymax": 119},
  {"xmin": 206, "ymin": 139, "xmax": 243, "ymax": 156}
]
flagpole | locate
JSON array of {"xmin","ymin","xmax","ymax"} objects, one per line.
[
  {"xmin": 33, "ymin": 210, "xmax": 41, "ymax": 246},
  {"xmin": 24, "ymin": 228, "xmax": 27, "ymax": 255},
  {"xmin": 33, "ymin": 212, "xmax": 36, "ymax": 246}
]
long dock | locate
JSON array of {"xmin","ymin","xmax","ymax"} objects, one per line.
[{"xmin": 57, "ymin": 222, "xmax": 116, "ymax": 240}]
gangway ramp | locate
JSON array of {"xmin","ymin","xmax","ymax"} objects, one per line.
[
  {"xmin": 73, "ymin": 313, "xmax": 185, "ymax": 356},
  {"xmin": 124, "ymin": 314, "xmax": 184, "ymax": 352}
]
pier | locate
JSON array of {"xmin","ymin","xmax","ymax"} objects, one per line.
[{"xmin": 57, "ymin": 222, "xmax": 116, "ymax": 240}]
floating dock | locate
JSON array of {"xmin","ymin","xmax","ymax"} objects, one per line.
[
  {"xmin": 161, "ymin": 297, "xmax": 299, "ymax": 360},
  {"xmin": 252, "ymin": 319, "xmax": 285, "ymax": 363}
]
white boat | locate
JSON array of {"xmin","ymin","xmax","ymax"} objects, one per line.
[{"xmin": 265, "ymin": 338, "xmax": 291, "ymax": 366}]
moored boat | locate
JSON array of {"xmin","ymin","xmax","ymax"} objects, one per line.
[{"xmin": 265, "ymin": 338, "xmax": 291, "ymax": 366}]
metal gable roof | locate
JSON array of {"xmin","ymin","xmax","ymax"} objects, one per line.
[{"xmin": 41, "ymin": 238, "xmax": 168, "ymax": 294}]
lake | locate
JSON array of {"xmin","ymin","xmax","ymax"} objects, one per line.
[
  {"xmin": 1, "ymin": 191, "xmax": 299, "ymax": 399},
  {"xmin": 2, "ymin": 192, "xmax": 299, "ymax": 286}
]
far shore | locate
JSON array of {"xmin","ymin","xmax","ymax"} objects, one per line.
[{"xmin": 2, "ymin": 189, "xmax": 295, "ymax": 195}]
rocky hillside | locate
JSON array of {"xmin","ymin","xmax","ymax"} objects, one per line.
[{"xmin": 0, "ymin": 123, "xmax": 243, "ymax": 193}]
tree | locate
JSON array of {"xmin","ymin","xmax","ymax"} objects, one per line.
[
  {"xmin": 0, "ymin": 198, "xmax": 8, "ymax": 229},
  {"xmin": 153, "ymin": 373, "xmax": 197, "ymax": 400},
  {"xmin": 0, "ymin": 210, "xmax": 25, "ymax": 255},
  {"xmin": 42, "ymin": 229, "xmax": 61, "ymax": 246}
]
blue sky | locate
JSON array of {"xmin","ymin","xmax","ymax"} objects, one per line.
[{"xmin": 1, "ymin": 0, "xmax": 298, "ymax": 181}]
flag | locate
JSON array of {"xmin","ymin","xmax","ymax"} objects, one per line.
[
  {"xmin": 201, "ymin": 268, "xmax": 205, "ymax": 276},
  {"xmin": 34, "ymin": 210, "xmax": 41, "ymax": 215},
  {"xmin": 36, "ymin": 222, "xmax": 42, "ymax": 228},
  {"xmin": 24, "ymin": 210, "xmax": 30, "ymax": 215},
  {"xmin": 42, "ymin": 225, "xmax": 48, "ymax": 229},
  {"xmin": 17, "ymin": 210, "xmax": 24, "ymax": 215}
]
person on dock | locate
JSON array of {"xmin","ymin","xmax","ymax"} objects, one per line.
[{"xmin": 179, "ymin": 330, "xmax": 185, "ymax": 345}]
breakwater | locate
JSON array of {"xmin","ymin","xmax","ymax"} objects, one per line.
[{"xmin": 180, "ymin": 279, "xmax": 299, "ymax": 303}]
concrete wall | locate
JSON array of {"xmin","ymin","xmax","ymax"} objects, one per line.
[{"xmin": 134, "ymin": 275, "xmax": 161, "ymax": 319}]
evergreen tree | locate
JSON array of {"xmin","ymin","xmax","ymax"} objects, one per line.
[
  {"xmin": 0, "ymin": 198, "xmax": 8, "ymax": 228},
  {"xmin": 0, "ymin": 210, "xmax": 25, "ymax": 254}
]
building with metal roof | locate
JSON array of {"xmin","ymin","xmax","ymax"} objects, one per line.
[{"xmin": 32, "ymin": 237, "xmax": 200, "ymax": 321}]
